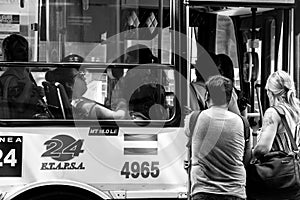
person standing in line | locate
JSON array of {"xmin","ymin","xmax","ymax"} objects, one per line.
[
  {"xmin": 186, "ymin": 75, "xmax": 246, "ymax": 200},
  {"xmin": 252, "ymin": 70, "xmax": 300, "ymax": 200}
]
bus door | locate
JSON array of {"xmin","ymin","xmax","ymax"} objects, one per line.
[
  {"xmin": 186, "ymin": 0, "xmax": 296, "ymax": 132},
  {"xmin": 238, "ymin": 8, "xmax": 295, "ymax": 118}
]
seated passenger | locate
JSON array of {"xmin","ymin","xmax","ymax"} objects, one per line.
[
  {"xmin": 45, "ymin": 55, "xmax": 126, "ymax": 119},
  {"xmin": 111, "ymin": 44, "xmax": 168, "ymax": 120},
  {"xmin": 189, "ymin": 53, "xmax": 244, "ymax": 116},
  {"xmin": 0, "ymin": 34, "xmax": 46, "ymax": 119}
]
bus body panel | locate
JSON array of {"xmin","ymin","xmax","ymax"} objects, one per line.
[
  {"xmin": 0, "ymin": 127, "xmax": 187, "ymax": 198},
  {"xmin": 0, "ymin": 0, "xmax": 297, "ymax": 198}
]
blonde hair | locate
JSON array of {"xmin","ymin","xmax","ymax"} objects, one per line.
[{"xmin": 266, "ymin": 70, "xmax": 300, "ymax": 121}]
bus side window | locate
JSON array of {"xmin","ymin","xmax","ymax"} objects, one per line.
[{"xmin": 109, "ymin": 67, "xmax": 175, "ymax": 121}]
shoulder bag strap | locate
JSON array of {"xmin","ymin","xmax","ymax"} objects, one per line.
[
  {"xmin": 273, "ymin": 106, "xmax": 298, "ymax": 151},
  {"xmin": 186, "ymin": 110, "xmax": 201, "ymax": 200},
  {"xmin": 186, "ymin": 111, "xmax": 202, "ymax": 148},
  {"xmin": 240, "ymin": 115, "xmax": 250, "ymax": 141}
]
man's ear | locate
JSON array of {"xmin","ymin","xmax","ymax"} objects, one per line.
[
  {"xmin": 204, "ymin": 91, "xmax": 211, "ymax": 108},
  {"xmin": 204, "ymin": 91, "xmax": 209, "ymax": 102}
]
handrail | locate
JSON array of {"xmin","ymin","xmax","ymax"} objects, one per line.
[
  {"xmin": 0, "ymin": 62, "xmax": 174, "ymax": 69},
  {"xmin": 247, "ymin": 113, "xmax": 260, "ymax": 118}
]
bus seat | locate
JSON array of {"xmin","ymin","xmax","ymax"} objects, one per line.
[{"xmin": 42, "ymin": 81, "xmax": 73, "ymax": 119}]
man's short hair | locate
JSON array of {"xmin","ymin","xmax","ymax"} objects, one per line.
[{"xmin": 205, "ymin": 75, "xmax": 233, "ymax": 106}]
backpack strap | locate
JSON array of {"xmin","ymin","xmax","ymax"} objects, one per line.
[
  {"xmin": 239, "ymin": 115, "xmax": 251, "ymax": 166},
  {"xmin": 186, "ymin": 110, "xmax": 201, "ymax": 200},
  {"xmin": 186, "ymin": 111, "xmax": 202, "ymax": 148}
]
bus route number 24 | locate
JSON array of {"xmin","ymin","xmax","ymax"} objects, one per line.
[
  {"xmin": 0, "ymin": 149, "xmax": 17, "ymax": 167},
  {"xmin": 121, "ymin": 161, "xmax": 159, "ymax": 179}
]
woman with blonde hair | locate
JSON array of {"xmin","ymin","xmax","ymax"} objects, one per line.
[{"xmin": 252, "ymin": 70, "xmax": 300, "ymax": 199}]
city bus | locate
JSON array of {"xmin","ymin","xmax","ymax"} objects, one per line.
[{"xmin": 0, "ymin": 0, "xmax": 298, "ymax": 199}]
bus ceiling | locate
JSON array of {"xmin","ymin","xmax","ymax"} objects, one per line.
[{"xmin": 185, "ymin": 0, "xmax": 296, "ymax": 8}]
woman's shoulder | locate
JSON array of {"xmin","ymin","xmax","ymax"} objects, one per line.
[
  {"xmin": 263, "ymin": 107, "xmax": 282, "ymax": 123},
  {"xmin": 268, "ymin": 106, "xmax": 284, "ymax": 115}
]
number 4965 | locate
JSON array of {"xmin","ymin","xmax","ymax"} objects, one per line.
[{"xmin": 121, "ymin": 161, "xmax": 160, "ymax": 179}]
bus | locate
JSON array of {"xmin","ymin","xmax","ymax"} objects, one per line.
[{"xmin": 0, "ymin": 0, "xmax": 298, "ymax": 199}]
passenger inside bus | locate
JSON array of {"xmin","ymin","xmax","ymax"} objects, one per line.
[
  {"xmin": 111, "ymin": 44, "xmax": 168, "ymax": 120},
  {"xmin": 214, "ymin": 54, "xmax": 245, "ymax": 116},
  {"xmin": 189, "ymin": 53, "xmax": 242, "ymax": 115},
  {"xmin": 189, "ymin": 52, "xmax": 218, "ymax": 111},
  {"xmin": 45, "ymin": 55, "xmax": 127, "ymax": 120},
  {"xmin": 0, "ymin": 34, "xmax": 47, "ymax": 119}
]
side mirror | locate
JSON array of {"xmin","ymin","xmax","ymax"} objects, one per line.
[
  {"xmin": 82, "ymin": 0, "xmax": 89, "ymax": 10},
  {"xmin": 243, "ymin": 52, "xmax": 259, "ymax": 82},
  {"xmin": 20, "ymin": 0, "xmax": 24, "ymax": 8}
]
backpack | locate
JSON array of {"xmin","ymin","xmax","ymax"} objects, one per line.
[
  {"xmin": 0, "ymin": 76, "xmax": 14, "ymax": 119},
  {"xmin": 185, "ymin": 111, "xmax": 251, "ymax": 200},
  {"xmin": 187, "ymin": 111, "xmax": 251, "ymax": 166}
]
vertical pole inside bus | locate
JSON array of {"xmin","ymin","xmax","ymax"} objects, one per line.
[{"xmin": 250, "ymin": 7, "xmax": 257, "ymax": 126}]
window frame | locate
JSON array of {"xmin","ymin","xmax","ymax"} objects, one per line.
[{"xmin": 0, "ymin": 62, "xmax": 181, "ymax": 128}]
